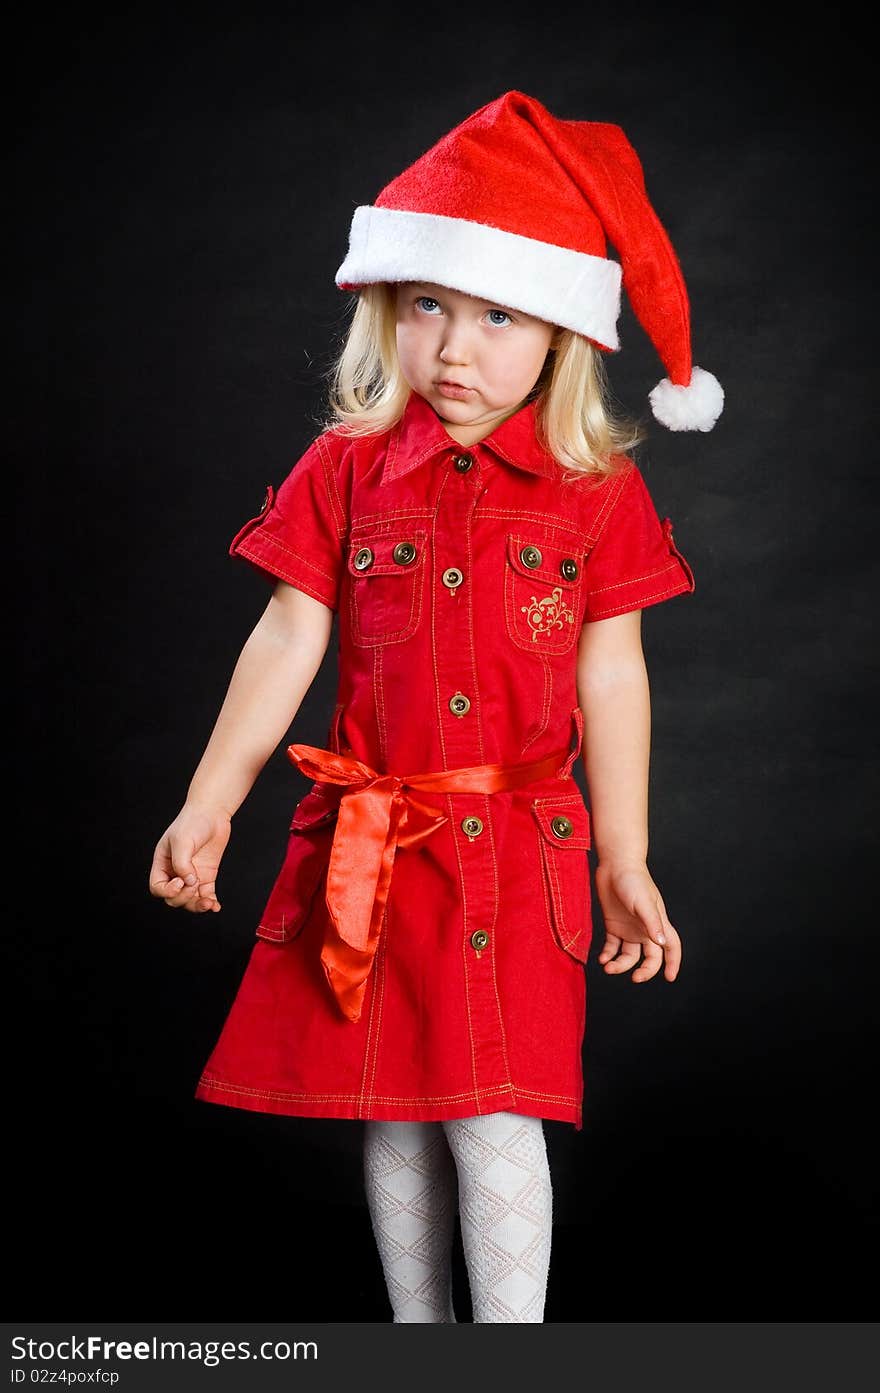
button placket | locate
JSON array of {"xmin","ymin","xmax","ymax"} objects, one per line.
[
  {"xmin": 443, "ymin": 452, "xmax": 473, "ymax": 597},
  {"xmin": 437, "ymin": 451, "xmax": 482, "ymax": 741},
  {"xmin": 431, "ymin": 452, "xmax": 507, "ymax": 1087}
]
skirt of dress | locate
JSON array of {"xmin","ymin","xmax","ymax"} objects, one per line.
[{"xmin": 195, "ymin": 782, "xmax": 592, "ymax": 1131}]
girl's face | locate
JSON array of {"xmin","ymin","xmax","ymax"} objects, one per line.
[{"xmin": 394, "ymin": 282, "xmax": 557, "ymax": 446}]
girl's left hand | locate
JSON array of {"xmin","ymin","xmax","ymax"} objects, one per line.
[{"xmin": 594, "ymin": 862, "xmax": 682, "ymax": 982}]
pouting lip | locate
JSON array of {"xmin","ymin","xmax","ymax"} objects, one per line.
[{"xmin": 435, "ymin": 379, "xmax": 473, "ymax": 389}]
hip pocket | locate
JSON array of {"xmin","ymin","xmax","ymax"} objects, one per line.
[
  {"xmin": 256, "ymin": 784, "xmax": 338, "ymax": 943},
  {"xmin": 505, "ymin": 531, "xmax": 584, "ymax": 655},
  {"xmin": 531, "ymin": 792, "xmax": 592, "ymax": 962},
  {"xmin": 346, "ymin": 524, "xmax": 427, "ymax": 646}
]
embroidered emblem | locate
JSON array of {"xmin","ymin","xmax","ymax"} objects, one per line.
[{"xmin": 520, "ymin": 588, "xmax": 575, "ymax": 640}]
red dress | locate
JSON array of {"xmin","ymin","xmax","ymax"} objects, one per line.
[{"xmin": 195, "ymin": 391, "xmax": 694, "ymax": 1130}]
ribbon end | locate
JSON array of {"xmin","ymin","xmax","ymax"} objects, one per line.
[{"xmin": 321, "ymin": 949, "xmax": 366, "ymax": 1023}]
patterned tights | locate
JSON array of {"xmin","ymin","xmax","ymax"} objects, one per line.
[{"xmin": 362, "ymin": 1111, "xmax": 553, "ymax": 1323}]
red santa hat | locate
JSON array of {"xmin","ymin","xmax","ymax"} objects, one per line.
[{"xmin": 335, "ymin": 90, "xmax": 723, "ymax": 432}]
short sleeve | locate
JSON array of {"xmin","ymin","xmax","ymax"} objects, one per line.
[
  {"xmin": 229, "ymin": 434, "xmax": 346, "ymax": 612},
  {"xmin": 581, "ymin": 463, "xmax": 695, "ymax": 622}
]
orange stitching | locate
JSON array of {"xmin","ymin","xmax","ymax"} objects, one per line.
[
  {"xmin": 450, "ymin": 791, "xmax": 480, "ymax": 1101},
  {"xmin": 463, "ymin": 512, "xmax": 486, "ymax": 765},
  {"xmin": 583, "ymin": 462, "xmax": 632, "ymax": 548},
  {"xmin": 347, "ymin": 528, "xmax": 429, "ymax": 559},
  {"xmin": 357, "ymin": 888, "xmax": 380, "ymax": 1115},
  {"xmin": 586, "ymin": 574, "xmax": 693, "ymax": 620},
  {"xmin": 198, "ymin": 1076, "xmax": 580, "ymax": 1106},
  {"xmin": 585, "ymin": 557, "xmax": 682, "ymax": 597},
  {"xmin": 544, "ymin": 838, "xmax": 574, "ymax": 950},
  {"xmin": 373, "ymin": 644, "xmax": 388, "ymax": 769},
  {"xmin": 537, "ymin": 834, "xmax": 555, "ymax": 946},
  {"xmin": 350, "ymin": 508, "xmax": 434, "ymax": 527},
  {"xmin": 430, "ymin": 470, "xmax": 452, "ymax": 769},
  {"xmin": 520, "ymin": 656, "xmax": 553, "ymax": 754},
  {"xmin": 361, "ymin": 891, "xmax": 388, "ymax": 1115},
  {"xmin": 515, "ymin": 1088, "xmax": 581, "ymax": 1104},
  {"xmin": 233, "ymin": 544, "xmax": 337, "ymax": 608},
  {"xmin": 315, "ymin": 434, "xmax": 348, "ymax": 537},
  {"xmin": 476, "ymin": 508, "xmax": 589, "ymax": 539},
  {"xmin": 240, "ymin": 530, "xmax": 339, "ymax": 584},
  {"xmin": 370, "ymin": 899, "xmax": 388, "ymax": 1102},
  {"xmin": 483, "ymin": 793, "xmax": 513, "ymax": 1092}
]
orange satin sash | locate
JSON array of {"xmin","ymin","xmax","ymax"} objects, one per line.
[{"xmin": 286, "ymin": 719, "xmax": 582, "ymax": 1023}]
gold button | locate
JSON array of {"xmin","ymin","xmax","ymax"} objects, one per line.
[
  {"xmin": 393, "ymin": 541, "xmax": 417, "ymax": 565},
  {"xmin": 470, "ymin": 930, "xmax": 489, "ymax": 950},
  {"xmin": 551, "ymin": 815, "xmax": 574, "ymax": 839},
  {"xmin": 561, "ymin": 558, "xmax": 579, "ymax": 581},
  {"xmin": 442, "ymin": 567, "xmax": 464, "ymax": 589},
  {"xmin": 353, "ymin": 547, "xmax": 374, "ymax": 571},
  {"xmin": 520, "ymin": 544, "xmax": 542, "ymax": 569},
  {"xmin": 453, "ymin": 453, "xmax": 474, "ymax": 472},
  {"xmin": 461, "ymin": 816, "xmax": 484, "ymax": 838},
  {"xmin": 449, "ymin": 692, "xmax": 471, "ymax": 716}
]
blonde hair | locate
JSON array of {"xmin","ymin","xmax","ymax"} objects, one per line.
[{"xmin": 319, "ymin": 283, "xmax": 643, "ymax": 480}]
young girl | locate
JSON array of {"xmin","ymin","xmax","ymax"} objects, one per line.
[{"xmin": 149, "ymin": 90, "xmax": 722, "ymax": 1323}]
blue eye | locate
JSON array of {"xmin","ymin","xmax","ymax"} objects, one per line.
[
  {"xmin": 487, "ymin": 309, "xmax": 512, "ymax": 326},
  {"xmin": 416, "ymin": 296, "xmax": 441, "ymax": 313}
]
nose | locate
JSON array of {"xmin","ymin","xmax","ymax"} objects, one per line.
[{"xmin": 439, "ymin": 322, "xmax": 472, "ymax": 366}]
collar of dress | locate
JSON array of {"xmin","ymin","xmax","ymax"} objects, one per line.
[{"xmin": 380, "ymin": 390, "xmax": 559, "ymax": 485}]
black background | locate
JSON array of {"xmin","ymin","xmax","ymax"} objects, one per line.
[{"xmin": 10, "ymin": 3, "xmax": 877, "ymax": 1320}]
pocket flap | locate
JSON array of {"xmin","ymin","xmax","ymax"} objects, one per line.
[
  {"xmin": 531, "ymin": 794, "xmax": 591, "ymax": 850},
  {"xmin": 289, "ymin": 781, "xmax": 342, "ymax": 831},
  {"xmin": 507, "ymin": 532, "xmax": 584, "ymax": 589},
  {"xmin": 347, "ymin": 527, "xmax": 428, "ymax": 578}
]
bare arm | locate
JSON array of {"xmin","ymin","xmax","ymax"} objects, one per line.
[
  {"xmin": 577, "ymin": 609, "xmax": 650, "ymax": 868},
  {"xmin": 149, "ymin": 580, "xmax": 334, "ymax": 912},
  {"xmin": 577, "ymin": 611, "xmax": 682, "ymax": 982},
  {"xmin": 187, "ymin": 582, "xmax": 333, "ymax": 817}
]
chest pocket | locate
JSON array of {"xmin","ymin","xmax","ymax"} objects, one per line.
[
  {"xmin": 504, "ymin": 530, "xmax": 585, "ymax": 655},
  {"xmin": 346, "ymin": 524, "xmax": 427, "ymax": 646}
]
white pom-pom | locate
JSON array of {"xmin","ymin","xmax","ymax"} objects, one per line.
[{"xmin": 649, "ymin": 366, "xmax": 724, "ymax": 432}]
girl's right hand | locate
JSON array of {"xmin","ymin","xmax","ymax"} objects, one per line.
[{"xmin": 149, "ymin": 805, "xmax": 232, "ymax": 913}]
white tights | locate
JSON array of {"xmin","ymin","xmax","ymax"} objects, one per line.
[{"xmin": 362, "ymin": 1111, "xmax": 553, "ymax": 1323}]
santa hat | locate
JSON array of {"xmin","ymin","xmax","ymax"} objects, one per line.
[{"xmin": 335, "ymin": 90, "xmax": 723, "ymax": 432}]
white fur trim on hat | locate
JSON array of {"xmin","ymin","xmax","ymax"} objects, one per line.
[
  {"xmin": 335, "ymin": 205, "xmax": 623, "ymax": 349},
  {"xmin": 648, "ymin": 366, "xmax": 724, "ymax": 432}
]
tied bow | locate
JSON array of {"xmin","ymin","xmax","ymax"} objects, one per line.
[
  {"xmin": 286, "ymin": 745, "xmax": 449, "ymax": 1022},
  {"xmin": 287, "ymin": 708, "xmax": 583, "ymax": 1023}
]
